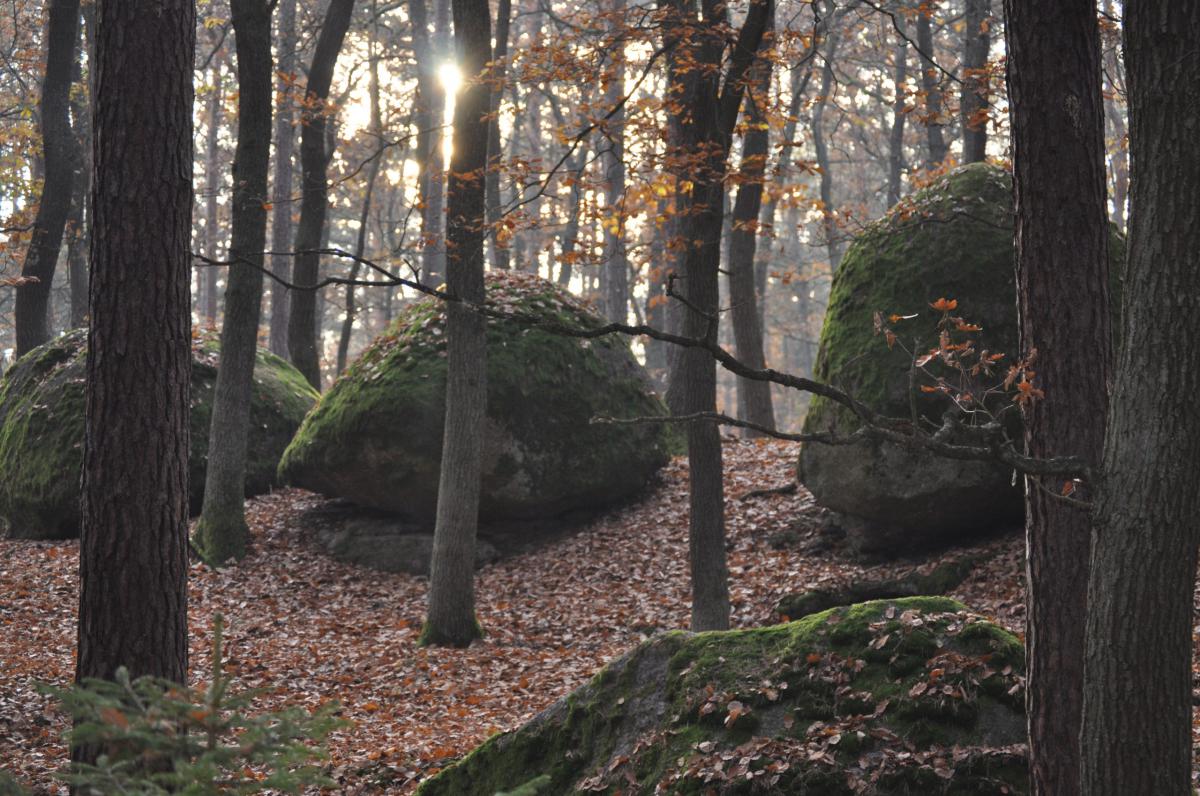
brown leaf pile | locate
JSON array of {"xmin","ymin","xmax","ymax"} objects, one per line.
[{"xmin": 0, "ymin": 439, "xmax": 1038, "ymax": 794}]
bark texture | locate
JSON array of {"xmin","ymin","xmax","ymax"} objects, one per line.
[
  {"xmin": 484, "ymin": 0, "xmax": 512, "ymax": 270},
  {"xmin": 1082, "ymin": 2, "xmax": 1200, "ymax": 793},
  {"xmin": 726, "ymin": 17, "xmax": 774, "ymax": 435},
  {"xmin": 960, "ymin": 0, "xmax": 990, "ymax": 163},
  {"xmin": 886, "ymin": 28, "xmax": 907, "ymax": 206},
  {"xmin": 916, "ymin": 5, "xmax": 947, "ymax": 166},
  {"xmin": 268, "ymin": 0, "xmax": 298, "ymax": 358},
  {"xmin": 288, "ymin": 0, "xmax": 356, "ymax": 389},
  {"xmin": 662, "ymin": 0, "xmax": 770, "ymax": 631},
  {"xmin": 421, "ymin": 0, "xmax": 492, "ymax": 648},
  {"xmin": 201, "ymin": 51, "xmax": 223, "ymax": 324},
  {"xmin": 15, "ymin": 0, "xmax": 80, "ymax": 355},
  {"xmin": 599, "ymin": 0, "xmax": 628, "ymax": 322},
  {"xmin": 76, "ymin": 0, "xmax": 194, "ymax": 744},
  {"xmin": 1005, "ymin": 4, "xmax": 1111, "ymax": 795},
  {"xmin": 193, "ymin": 0, "xmax": 274, "ymax": 565}
]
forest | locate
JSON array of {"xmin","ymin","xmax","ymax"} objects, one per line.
[{"xmin": 0, "ymin": 0, "xmax": 1197, "ymax": 793}]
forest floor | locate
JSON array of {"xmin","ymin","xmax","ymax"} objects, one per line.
[{"xmin": 0, "ymin": 439, "xmax": 1191, "ymax": 793}]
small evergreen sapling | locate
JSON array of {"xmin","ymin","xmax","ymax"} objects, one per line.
[{"xmin": 41, "ymin": 615, "xmax": 344, "ymax": 794}]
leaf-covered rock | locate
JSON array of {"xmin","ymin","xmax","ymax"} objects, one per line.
[
  {"xmin": 277, "ymin": 271, "xmax": 672, "ymax": 522},
  {"xmin": 0, "ymin": 329, "xmax": 318, "ymax": 540},
  {"xmin": 798, "ymin": 163, "xmax": 1122, "ymax": 553},
  {"xmin": 418, "ymin": 597, "xmax": 1028, "ymax": 795}
]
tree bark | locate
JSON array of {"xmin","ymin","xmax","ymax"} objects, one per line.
[
  {"xmin": 1082, "ymin": 2, "xmax": 1200, "ymax": 793},
  {"xmin": 599, "ymin": 0, "xmax": 628, "ymax": 322},
  {"xmin": 886, "ymin": 26, "xmax": 907, "ymax": 206},
  {"xmin": 268, "ymin": 0, "xmax": 297, "ymax": 358},
  {"xmin": 201, "ymin": 51, "xmax": 224, "ymax": 325},
  {"xmin": 726, "ymin": 15, "xmax": 774, "ymax": 436},
  {"xmin": 66, "ymin": 5, "xmax": 92, "ymax": 330},
  {"xmin": 76, "ymin": 0, "xmax": 193, "ymax": 759},
  {"xmin": 287, "ymin": 0, "xmax": 355, "ymax": 390},
  {"xmin": 422, "ymin": 0, "xmax": 492, "ymax": 649},
  {"xmin": 14, "ymin": 0, "xmax": 80, "ymax": 356},
  {"xmin": 960, "ymin": 0, "xmax": 990, "ymax": 163},
  {"xmin": 662, "ymin": 0, "xmax": 770, "ymax": 632},
  {"xmin": 336, "ymin": 21, "xmax": 383, "ymax": 376},
  {"xmin": 193, "ymin": 0, "xmax": 274, "ymax": 565},
  {"xmin": 484, "ymin": 0, "xmax": 512, "ymax": 270},
  {"xmin": 1005, "ymin": 3, "xmax": 1111, "ymax": 794},
  {"xmin": 811, "ymin": 9, "xmax": 842, "ymax": 272},
  {"xmin": 915, "ymin": 4, "xmax": 947, "ymax": 167}
]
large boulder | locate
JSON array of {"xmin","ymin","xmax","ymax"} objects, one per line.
[
  {"xmin": 799, "ymin": 163, "xmax": 1121, "ymax": 554},
  {"xmin": 0, "ymin": 330, "xmax": 319, "ymax": 539},
  {"xmin": 278, "ymin": 271, "xmax": 671, "ymax": 522},
  {"xmin": 418, "ymin": 597, "xmax": 1028, "ymax": 795}
]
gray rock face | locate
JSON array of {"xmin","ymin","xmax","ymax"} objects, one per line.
[{"xmin": 316, "ymin": 516, "xmax": 498, "ymax": 575}]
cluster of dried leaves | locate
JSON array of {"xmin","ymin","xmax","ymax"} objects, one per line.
[{"xmin": 2, "ymin": 440, "xmax": 1194, "ymax": 792}]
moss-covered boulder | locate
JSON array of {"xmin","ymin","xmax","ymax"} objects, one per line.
[
  {"xmin": 0, "ymin": 329, "xmax": 319, "ymax": 539},
  {"xmin": 799, "ymin": 163, "xmax": 1122, "ymax": 553},
  {"xmin": 419, "ymin": 597, "xmax": 1028, "ymax": 795},
  {"xmin": 278, "ymin": 271, "xmax": 671, "ymax": 521}
]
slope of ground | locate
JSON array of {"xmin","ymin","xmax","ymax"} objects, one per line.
[{"xmin": 0, "ymin": 439, "xmax": 1088, "ymax": 793}]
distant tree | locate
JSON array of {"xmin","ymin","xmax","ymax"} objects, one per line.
[
  {"xmin": 484, "ymin": 0, "xmax": 513, "ymax": 271},
  {"xmin": 194, "ymin": 0, "xmax": 275, "ymax": 564},
  {"xmin": 1004, "ymin": 1, "xmax": 1110, "ymax": 793},
  {"xmin": 1082, "ymin": 1, "xmax": 1200, "ymax": 791},
  {"xmin": 421, "ymin": 0, "xmax": 493, "ymax": 648},
  {"xmin": 76, "ymin": 0, "xmax": 194, "ymax": 764},
  {"xmin": 288, "ymin": 0, "xmax": 356, "ymax": 389},
  {"xmin": 960, "ymin": 0, "xmax": 990, "ymax": 163},
  {"xmin": 200, "ymin": 42, "xmax": 225, "ymax": 326},
  {"xmin": 726, "ymin": 8, "xmax": 775, "ymax": 435},
  {"xmin": 915, "ymin": 2, "xmax": 947, "ymax": 166},
  {"xmin": 268, "ymin": 0, "xmax": 299, "ymax": 358},
  {"xmin": 14, "ymin": 0, "xmax": 80, "ymax": 355}
]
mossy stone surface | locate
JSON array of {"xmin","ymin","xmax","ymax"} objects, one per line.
[
  {"xmin": 277, "ymin": 271, "xmax": 671, "ymax": 522},
  {"xmin": 418, "ymin": 597, "xmax": 1028, "ymax": 795},
  {"xmin": 798, "ymin": 163, "xmax": 1123, "ymax": 551},
  {"xmin": 0, "ymin": 329, "xmax": 318, "ymax": 540}
]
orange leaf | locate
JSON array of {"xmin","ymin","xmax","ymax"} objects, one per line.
[{"xmin": 929, "ymin": 297, "xmax": 958, "ymax": 312}]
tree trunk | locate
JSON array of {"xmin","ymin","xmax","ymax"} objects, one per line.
[
  {"xmin": 886, "ymin": 26, "xmax": 907, "ymax": 206},
  {"xmin": 915, "ymin": 5, "xmax": 947, "ymax": 167},
  {"xmin": 193, "ymin": 0, "xmax": 274, "ymax": 565},
  {"xmin": 662, "ymin": 0, "xmax": 769, "ymax": 632},
  {"xmin": 726, "ymin": 16, "xmax": 774, "ymax": 436},
  {"xmin": 1006, "ymin": 2, "xmax": 1111, "ymax": 794},
  {"xmin": 268, "ymin": 0, "xmax": 297, "ymax": 358},
  {"xmin": 202, "ymin": 52, "xmax": 223, "ymax": 325},
  {"xmin": 960, "ymin": 0, "xmax": 990, "ymax": 163},
  {"xmin": 288, "ymin": 0, "xmax": 355, "ymax": 390},
  {"xmin": 811, "ymin": 12, "xmax": 842, "ymax": 273},
  {"xmin": 15, "ymin": 0, "xmax": 80, "ymax": 356},
  {"xmin": 76, "ymin": 0, "xmax": 193, "ymax": 760},
  {"xmin": 485, "ymin": 0, "xmax": 512, "ymax": 270},
  {"xmin": 336, "ymin": 23, "xmax": 383, "ymax": 376},
  {"xmin": 67, "ymin": 6, "xmax": 92, "ymax": 330},
  {"xmin": 422, "ymin": 0, "xmax": 492, "ymax": 649},
  {"xmin": 555, "ymin": 148, "xmax": 587, "ymax": 287},
  {"xmin": 600, "ymin": 0, "xmax": 628, "ymax": 322},
  {"xmin": 1082, "ymin": 2, "xmax": 1200, "ymax": 792}
]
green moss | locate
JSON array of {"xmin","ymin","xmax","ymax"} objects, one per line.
[
  {"xmin": 803, "ymin": 162, "xmax": 1126, "ymax": 437},
  {"xmin": 279, "ymin": 271, "xmax": 672, "ymax": 521},
  {"xmin": 420, "ymin": 598, "xmax": 1028, "ymax": 795},
  {"xmin": 0, "ymin": 330, "xmax": 318, "ymax": 540}
]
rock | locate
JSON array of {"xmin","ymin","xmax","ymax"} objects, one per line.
[
  {"xmin": 798, "ymin": 163, "xmax": 1122, "ymax": 553},
  {"xmin": 278, "ymin": 270, "xmax": 672, "ymax": 522},
  {"xmin": 0, "ymin": 329, "xmax": 319, "ymax": 540},
  {"xmin": 774, "ymin": 555, "xmax": 986, "ymax": 620},
  {"xmin": 418, "ymin": 597, "xmax": 1028, "ymax": 795},
  {"xmin": 315, "ymin": 515, "xmax": 498, "ymax": 575}
]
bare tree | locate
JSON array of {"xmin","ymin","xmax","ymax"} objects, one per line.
[
  {"xmin": 421, "ymin": 0, "xmax": 493, "ymax": 648},
  {"xmin": 288, "ymin": 0, "xmax": 356, "ymax": 389},
  {"xmin": 960, "ymin": 0, "xmax": 990, "ymax": 163},
  {"xmin": 268, "ymin": 0, "xmax": 298, "ymax": 358},
  {"xmin": 14, "ymin": 0, "xmax": 80, "ymax": 355},
  {"xmin": 194, "ymin": 0, "xmax": 274, "ymax": 564}
]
